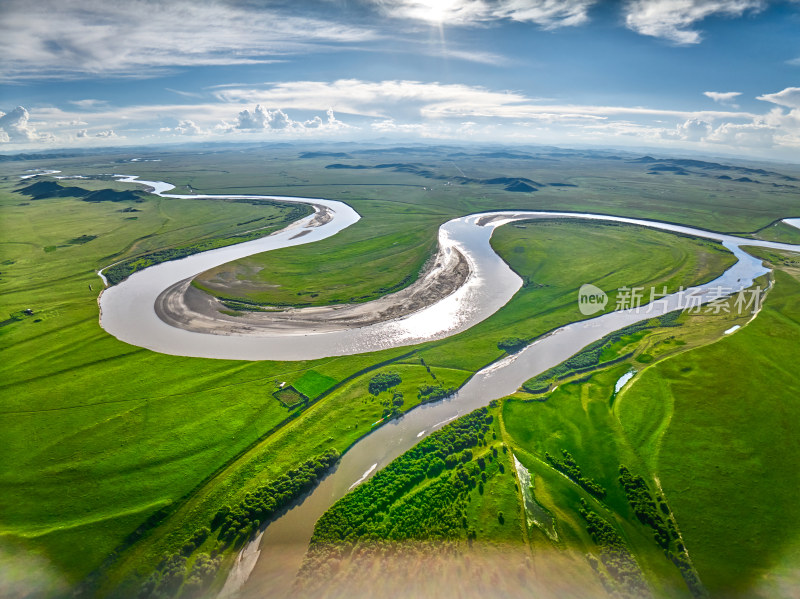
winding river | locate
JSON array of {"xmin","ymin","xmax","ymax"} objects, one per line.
[{"xmin": 86, "ymin": 175, "xmax": 800, "ymax": 598}]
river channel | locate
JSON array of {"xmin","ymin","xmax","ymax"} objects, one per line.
[{"xmin": 85, "ymin": 175, "xmax": 800, "ymax": 598}]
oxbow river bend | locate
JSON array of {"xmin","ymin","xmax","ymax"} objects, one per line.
[{"xmin": 86, "ymin": 175, "xmax": 800, "ymax": 598}]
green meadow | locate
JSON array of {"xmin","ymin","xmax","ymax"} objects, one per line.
[
  {"xmin": 1, "ymin": 145, "xmax": 798, "ymax": 597},
  {"xmin": 615, "ymin": 253, "xmax": 800, "ymax": 597}
]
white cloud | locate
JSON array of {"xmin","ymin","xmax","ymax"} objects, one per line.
[
  {"xmin": 324, "ymin": 108, "xmax": 350, "ymax": 131},
  {"xmin": 234, "ymin": 105, "xmax": 291, "ymax": 130},
  {"xmin": 166, "ymin": 88, "xmax": 206, "ymax": 99},
  {"xmin": 215, "ymin": 80, "xmax": 534, "ymax": 119},
  {"xmin": 0, "ymin": 106, "xmax": 39, "ymax": 142},
  {"xmin": 175, "ymin": 120, "xmax": 205, "ymax": 135},
  {"xmin": 303, "ymin": 116, "xmax": 323, "ymax": 128},
  {"xmin": 624, "ymin": 0, "xmax": 765, "ymax": 44},
  {"xmin": 704, "ymin": 91, "xmax": 742, "ymax": 106},
  {"xmin": 8, "ymin": 80, "xmax": 800, "ymax": 158},
  {"xmin": 214, "ymin": 79, "xmax": 756, "ymax": 124},
  {"xmin": 369, "ymin": 118, "xmax": 458, "ymax": 138},
  {"xmin": 94, "ymin": 129, "xmax": 117, "ymax": 138},
  {"xmin": 221, "ymin": 105, "xmax": 350, "ymax": 134},
  {"xmin": 370, "ymin": 0, "xmax": 597, "ymax": 27},
  {"xmin": 371, "ymin": 119, "xmax": 424, "ymax": 133},
  {"xmin": 706, "ymin": 121, "xmax": 776, "ymax": 146},
  {"xmin": 159, "ymin": 119, "xmax": 208, "ymax": 135},
  {"xmin": 0, "ymin": 0, "xmax": 376, "ymax": 80},
  {"xmin": 70, "ymin": 99, "xmax": 108, "ymax": 109},
  {"xmin": 436, "ymin": 47, "xmax": 510, "ymax": 65},
  {"xmin": 757, "ymin": 87, "xmax": 800, "ymax": 109},
  {"xmin": 664, "ymin": 117, "xmax": 712, "ymax": 140}
]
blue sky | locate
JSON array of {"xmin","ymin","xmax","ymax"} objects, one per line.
[{"xmin": 1, "ymin": 0, "xmax": 799, "ymax": 161}]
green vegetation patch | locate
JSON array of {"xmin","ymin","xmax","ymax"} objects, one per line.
[
  {"xmin": 578, "ymin": 499, "xmax": 650, "ymax": 597},
  {"xmin": 545, "ymin": 450, "xmax": 607, "ymax": 499},
  {"xmin": 522, "ymin": 310, "xmax": 682, "ymax": 393},
  {"xmin": 67, "ymin": 235, "xmax": 97, "ymax": 245},
  {"xmin": 497, "ymin": 336, "xmax": 526, "ymax": 353},
  {"xmin": 137, "ymin": 450, "xmax": 340, "ymax": 599},
  {"xmin": 367, "ymin": 371, "xmax": 402, "ymax": 395},
  {"xmin": 297, "ymin": 408, "xmax": 512, "ymax": 593},
  {"xmin": 291, "ymin": 370, "xmax": 338, "ymax": 400},
  {"xmin": 273, "ymin": 386, "xmax": 307, "ymax": 408}
]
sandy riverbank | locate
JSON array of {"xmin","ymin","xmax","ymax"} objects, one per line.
[{"xmin": 155, "ymin": 241, "xmax": 471, "ymax": 335}]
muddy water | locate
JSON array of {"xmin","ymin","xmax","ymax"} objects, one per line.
[{"xmin": 98, "ymin": 176, "xmax": 800, "ymax": 362}]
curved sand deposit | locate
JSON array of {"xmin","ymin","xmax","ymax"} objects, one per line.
[{"xmin": 155, "ymin": 244, "xmax": 471, "ymax": 334}]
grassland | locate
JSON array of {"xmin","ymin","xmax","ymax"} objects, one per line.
[
  {"xmin": 192, "ymin": 203, "xmax": 441, "ymax": 307},
  {"xmin": 0, "ymin": 145, "xmax": 797, "ymax": 598},
  {"xmin": 614, "ymin": 253, "xmax": 800, "ymax": 597}
]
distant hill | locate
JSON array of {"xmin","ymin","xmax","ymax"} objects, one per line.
[
  {"xmin": 18, "ymin": 180, "xmax": 147, "ymax": 202},
  {"xmin": 17, "ymin": 180, "xmax": 88, "ymax": 199},
  {"xmin": 299, "ymin": 151, "xmax": 352, "ymax": 159},
  {"xmin": 82, "ymin": 189, "xmax": 147, "ymax": 202},
  {"xmin": 324, "ymin": 162, "xmax": 554, "ymax": 191},
  {"xmin": 503, "ymin": 180, "xmax": 538, "ymax": 193},
  {"xmin": 631, "ymin": 155, "xmax": 799, "ymax": 183},
  {"xmin": 0, "ymin": 152, "xmax": 81, "ymax": 162}
]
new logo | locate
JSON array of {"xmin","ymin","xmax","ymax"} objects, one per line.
[{"xmin": 578, "ymin": 283, "xmax": 608, "ymax": 316}]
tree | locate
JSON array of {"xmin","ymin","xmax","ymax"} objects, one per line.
[{"xmin": 426, "ymin": 457, "xmax": 446, "ymax": 478}]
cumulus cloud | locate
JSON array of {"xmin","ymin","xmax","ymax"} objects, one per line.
[
  {"xmin": 159, "ymin": 120, "xmax": 208, "ymax": 135},
  {"xmin": 0, "ymin": 106, "xmax": 39, "ymax": 142},
  {"xmin": 324, "ymin": 108, "xmax": 349, "ymax": 130},
  {"xmin": 234, "ymin": 105, "xmax": 291, "ymax": 130},
  {"xmin": 77, "ymin": 129, "xmax": 89, "ymax": 138},
  {"xmin": 370, "ymin": 0, "xmax": 597, "ymax": 27},
  {"xmin": 704, "ymin": 91, "xmax": 742, "ymax": 106},
  {"xmin": 706, "ymin": 121, "xmax": 776, "ymax": 146},
  {"xmin": 95, "ymin": 129, "xmax": 117, "ymax": 138},
  {"xmin": 220, "ymin": 105, "xmax": 349, "ymax": 134},
  {"xmin": 757, "ymin": 87, "xmax": 800, "ymax": 109},
  {"xmin": 624, "ymin": 0, "xmax": 765, "ymax": 44},
  {"xmin": 667, "ymin": 117, "xmax": 713, "ymax": 140},
  {"xmin": 175, "ymin": 120, "xmax": 205, "ymax": 135}
]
